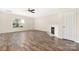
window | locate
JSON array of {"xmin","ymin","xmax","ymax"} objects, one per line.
[{"xmin": 13, "ymin": 18, "xmax": 25, "ymax": 28}]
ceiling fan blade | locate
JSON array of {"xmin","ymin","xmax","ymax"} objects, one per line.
[{"xmin": 28, "ymin": 8, "xmax": 35, "ymax": 13}]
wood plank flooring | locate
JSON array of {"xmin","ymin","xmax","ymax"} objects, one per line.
[{"xmin": 0, "ymin": 30, "xmax": 79, "ymax": 51}]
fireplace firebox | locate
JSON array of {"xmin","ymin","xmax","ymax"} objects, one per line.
[{"xmin": 51, "ymin": 27, "xmax": 55, "ymax": 34}]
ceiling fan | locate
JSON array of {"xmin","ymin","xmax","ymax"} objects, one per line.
[{"xmin": 28, "ymin": 8, "xmax": 35, "ymax": 13}]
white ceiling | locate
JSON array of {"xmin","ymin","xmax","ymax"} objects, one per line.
[{"xmin": 0, "ymin": 8, "xmax": 75, "ymax": 18}]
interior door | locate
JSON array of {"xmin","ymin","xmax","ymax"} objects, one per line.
[{"xmin": 63, "ymin": 10, "xmax": 77, "ymax": 42}]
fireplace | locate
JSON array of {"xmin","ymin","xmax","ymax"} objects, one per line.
[
  {"xmin": 49, "ymin": 25, "xmax": 59, "ymax": 37},
  {"xmin": 51, "ymin": 27, "xmax": 55, "ymax": 34}
]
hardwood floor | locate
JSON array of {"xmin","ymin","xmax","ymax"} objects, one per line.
[{"xmin": 0, "ymin": 30, "xmax": 79, "ymax": 51}]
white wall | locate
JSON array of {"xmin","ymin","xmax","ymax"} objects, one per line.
[
  {"xmin": 35, "ymin": 13, "xmax": 63, "ymax": 38},
  {"xmin": 0, "ymin": 12, "xmax": 35, "ymax": 33},
  {"xmin": 77, "ymin": 9, "xmax": 79, "ymax": 42}
]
